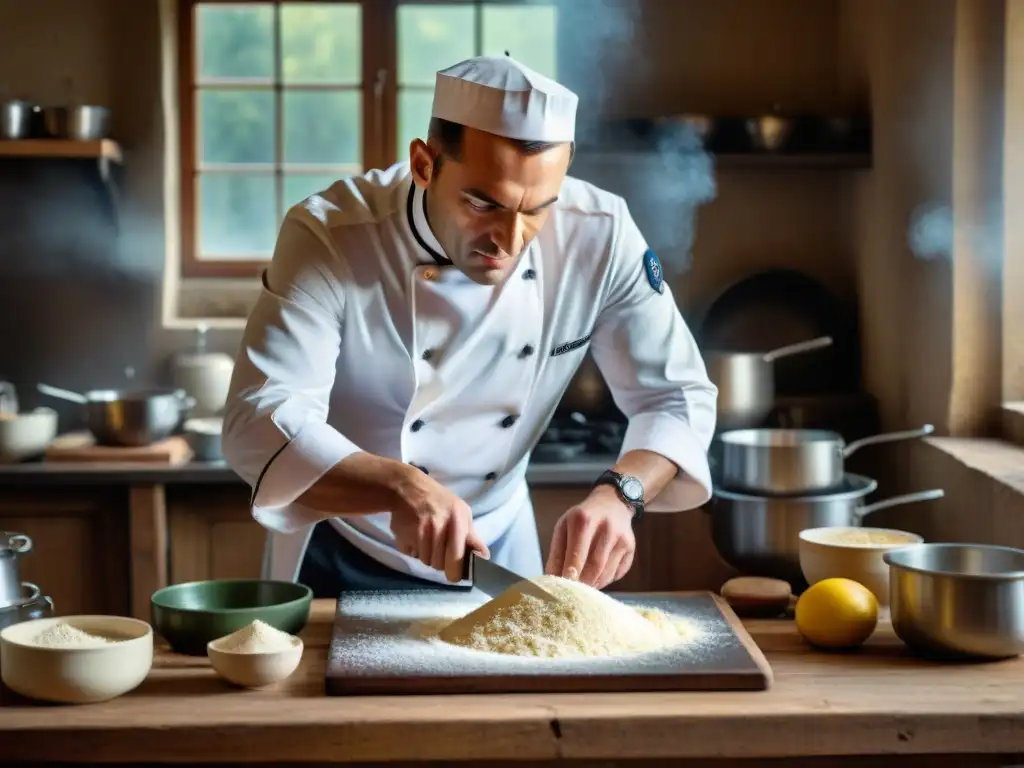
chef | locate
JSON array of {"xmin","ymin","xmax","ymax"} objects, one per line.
[{"xmin": 222, "ymin": 55, "xmax": 717, "ymax": 596}]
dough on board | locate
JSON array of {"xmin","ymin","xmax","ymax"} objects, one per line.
[{"xmin": 436, "ymin": 574, "xmax": 698, "ymax": 659}]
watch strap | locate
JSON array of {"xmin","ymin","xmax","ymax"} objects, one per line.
[{"xmin": 594, "ymin": 469, "xmax": 645, "ymax": 523}]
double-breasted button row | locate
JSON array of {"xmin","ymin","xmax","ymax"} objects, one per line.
[
  {"xmin": 420, "ymin": 345, "xmax": 532, "ymax": 365},
  {"xmin": 410, "ymin": 414, "xmax": 519, "ymax": 432}
]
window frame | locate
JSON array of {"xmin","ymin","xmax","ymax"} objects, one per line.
[
  {"xmin": 178, "ymin": 0, "xmax": 396, "ymax": 278},
  {"xmin": 179, "ymin": 0, "xmax": 543, "ymax": 278}
]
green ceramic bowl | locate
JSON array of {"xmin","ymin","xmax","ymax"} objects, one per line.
[{"xmin": 150, "ymin": 579, "xmax": 313, "ymax": 656}]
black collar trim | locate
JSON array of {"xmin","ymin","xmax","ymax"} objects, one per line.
[{"xmin": 406, "ymin": 184, "xmax": 450, "ymax": 266}]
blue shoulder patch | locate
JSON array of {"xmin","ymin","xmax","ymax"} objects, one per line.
[{"xmin": 643, "ymin": 248, "xmax": 664, "ymax": 294}]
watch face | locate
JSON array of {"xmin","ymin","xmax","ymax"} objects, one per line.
[{"xmin": 621, "ymin": 477, "xmax": 644, "ymax": 502}]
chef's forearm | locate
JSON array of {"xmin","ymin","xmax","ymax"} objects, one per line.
[
  {"xmin": 296, "ymin": 452, "xmax": 412, "ymax": 518},
  {"xmin": 611, "ymin": 449, "xmax": 679, "ymax": 502}
]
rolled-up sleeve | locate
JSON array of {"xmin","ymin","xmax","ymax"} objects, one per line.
[
  {"xmin": 590, "ymin": 198, "xmax": 718, "ymax": 512},
  {"xmin": 222, "ymin": 214, "xmax": 361, "ymax": 533}
]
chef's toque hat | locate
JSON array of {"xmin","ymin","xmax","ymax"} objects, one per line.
[{"xmin": 431, "ymin": 55, "xmax": 578, "ymax": 143}]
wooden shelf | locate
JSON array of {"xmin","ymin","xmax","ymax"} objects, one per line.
[
  {"xmin": 0, "ymin": 138, "xmax": 122, "ymax": 163},
  {"xmin": 0, "ymin": 139, "xmax": 124, "ymax": 231}
]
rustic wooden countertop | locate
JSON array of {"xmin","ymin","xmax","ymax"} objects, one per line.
[{"xmin": 2, "ymin": 599, "xmax": 1023, "ymax": 766}]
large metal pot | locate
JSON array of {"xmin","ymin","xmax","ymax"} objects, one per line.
[
  {"xmin": 37, "ymin": 383, "xmax": 196, "ymax": 447},
  {"xmin": 884, "ymin": 543, "xmax": 1024, "ymax": 659},
  {"xmin": 0, "ymin": 583, "xmax": 52, "ymax": 632},
  {"xmin": 708, "ymin": 474, "xmax": 944, "ymax": 587},
  {"xmin": 0, "ymin": 532, "xmax": 32, "ymax": 608},
  {"xmin": 718, "ymin": 423, "xmax": 935, "ymax": 495},
  {"xmin": 706, "ymin": 336, "xmax": 833, "ymax": 431}
]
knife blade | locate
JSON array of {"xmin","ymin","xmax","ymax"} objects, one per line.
[{"xmin": 462, "ymin": 551, "xmax": 556, "ymax": 602}]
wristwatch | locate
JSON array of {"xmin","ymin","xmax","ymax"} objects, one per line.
[{"xmin": 594, "ymin": 470, "xmax": 645, "ymax": 523}]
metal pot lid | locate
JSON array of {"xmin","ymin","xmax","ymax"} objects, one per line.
[{"xmin": 712, "ymin": 472, "xmax": 878, "ymax": 502}]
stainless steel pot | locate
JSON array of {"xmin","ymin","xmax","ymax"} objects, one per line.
[
  {"xmin": 38, "ymin": 383, "xmax": 196, "ymax": 447},
  {"xmin": 709, "ymin": 474, "xmax": 944, "ymax": 586},
  {"xmin": 40, "ymin": 105, "xmax": 110, "ymax": 140},
  {"xmin": 718, "ymin": 423, "xmax": 935, "ymax": 495},
  {"xmin": 0, "ymin": 584, "xmax": 53, "ymax": 631},
  {"xmin": 1, "ymin": 101, "xmax": 34, "ymax": 139},
  {"xmin": 884, "ymin": 543, "xmax": 1024, "ymax": 659},
  {"xmin": 706, "ymin": 336, "xmax": 833, "ymax": 431},
  {"xmin": 0, "ymin": 533, "xmax": 32, "ymax": 608}
]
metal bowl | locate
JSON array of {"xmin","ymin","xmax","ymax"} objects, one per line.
[
  {"xmin": 83, "ymin": 388, "xmax": 195, "ymax": 447},
  {"xmin": 884, "ymin": 543, "xmax": 1024, "ymax": 659}
]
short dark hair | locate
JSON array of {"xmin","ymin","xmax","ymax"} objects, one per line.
[{"xmin": 427, "ymin": 117, "xmax": 575, "ymax": 171}]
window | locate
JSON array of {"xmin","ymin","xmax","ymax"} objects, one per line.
[{"xmin": 179, "ymin": 0, "xmax": 558, "ymax": 278}]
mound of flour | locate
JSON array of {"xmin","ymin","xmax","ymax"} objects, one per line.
[{"xmin": 435, "ymin": 575, "xmax": 699, "ymax": 659}]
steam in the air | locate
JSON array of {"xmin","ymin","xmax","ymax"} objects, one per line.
[
  {"xmin": 908, "ymin": 203, "xmax": 954, "ymax": 260},
  {"xmin": 908, "ymin": 201, "xmax": 1002, "ymax": 276},
  {"xmin": 558, "ymin": 0, "xmax": 718, "ymax": 278}
]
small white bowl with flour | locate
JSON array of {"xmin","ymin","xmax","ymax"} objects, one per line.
[
  {"xmin": 207, "ymin": 619, "xmax": 303, "ymax": 688},
  {"xmin": 0, "ymin": 615, "xmax": 153, "ymax": 704}
]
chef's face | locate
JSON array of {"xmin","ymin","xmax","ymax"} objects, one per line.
[{"xmin": 410, "ymin": 126, "xmax": 572, "ymax": 285}]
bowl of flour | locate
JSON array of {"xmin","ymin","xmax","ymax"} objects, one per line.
[
  {"xmin": 0, "ymin": 615, "xmax": 153, "ymax": 703},
  {"xmin": 207, "ymin": 619, "xmax": 303, "ymax": 688}
]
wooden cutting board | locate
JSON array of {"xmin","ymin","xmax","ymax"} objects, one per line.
[
  {"xmin": 45, "ymin": 432, "xmax": 193, "ymax": 465},
  {"xmin": 325, "ymin": 590, "xmax": 772, "ymax": 696}
]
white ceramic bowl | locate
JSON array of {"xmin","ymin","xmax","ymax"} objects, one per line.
[
  {"xmin": 207, "ymin": 634, "xmax": 303, "ymax": 688},
  {"xmin": 0, "ymin": 615, "xmax": 153, "ymax": 704},
  {"xmin": 799, "ymin": 526, "xmax": 924, "ymax": 605},
  {"xmin": 183, "ymin": 417, "xmax": 223, "ymax": 461},
  {"xmin": 0, "ymin": 408, "xmax": 58, "ymax": 463}
]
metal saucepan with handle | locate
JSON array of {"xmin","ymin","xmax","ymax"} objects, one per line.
[
  {"xmin": 707, "ymin": 474, "xmax": 944, "ymax": 588},
  {"xmin": 705, "ymin": 336, "xmax": 834, "ymax": 431},
  {"xmin": 718, "ymin": 423, "xmax": 935, "ymax": 495},
  {"xmin": 37, "ymin": 383, "xmax": 196, "ymax": 447}
]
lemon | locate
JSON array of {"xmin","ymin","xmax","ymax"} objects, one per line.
[{"xmin": 795, "ymin": 578, "xmax": 878, "ymax": 649}]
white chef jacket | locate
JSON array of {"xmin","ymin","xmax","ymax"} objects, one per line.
[{"xmin": 222, "ymin": 161, "xmax": 718, "ymax": 586}]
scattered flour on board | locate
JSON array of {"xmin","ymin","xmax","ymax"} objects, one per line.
[
  {"xmin": 429, "ymin": 575, "xmax": 701, "ymax": 659},
  {"xmin": 30, "ymin": 623, "xmax": 118, "ymax": 648},
  {"xmin": 329, "ymin": 589, "xmax": 728, "ymax": 678},
  {"xmin": 214, "ymin": 620, "xmax": 298, "ymax": 653}
]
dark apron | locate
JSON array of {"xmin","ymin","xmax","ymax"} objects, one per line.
[{"xmin": 297, "ymin": 520, "xmax": 472, "ymax": 596}]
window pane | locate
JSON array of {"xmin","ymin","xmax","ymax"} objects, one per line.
[
  {"xmin": 197, "ymin": 4, "xmax": 274, "ymax": 80},
  {"xmin": 282, "ymin": 173, "xmax": 346, "ymax": 217},
  {"xmin": 482, "ymin": 6, "xmax": 557, "ymax": 79},
  {"xmin": 284, "ymin": 90, "xmax": 361, "ymax": 165},
  {"xmin": 198, "ymin": 173, "xmax": 277, "ymax": 258},
  {"xmin": 397, "ymin": 90, "xmax": 435, "ymax": 160},
  {"xmin": 398, "ymin": 4, "xmax": 475, "ymax": 86},
  {"xmin": 199, "ymin": 89, "xmax": 274, "ymax": 165},
  {"xmin": 281, "ymin": 3, "xmax": 361, "ymax": 84}
]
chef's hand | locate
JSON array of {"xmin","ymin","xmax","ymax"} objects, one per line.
[
  {"xmin": 390, "ymin": 467, "xmax": 489, "ymax": 583},
  {"xmin": 545, "ymin": 485, "xmax": 635, "ymax": 589}
]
